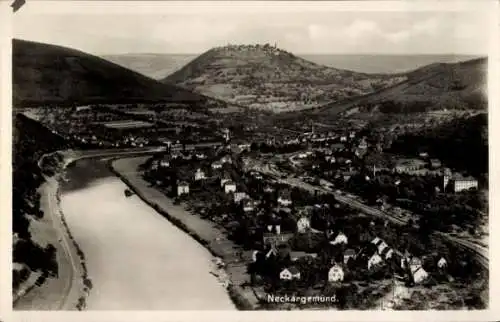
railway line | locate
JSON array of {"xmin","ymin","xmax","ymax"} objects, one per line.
[{"xmin": 247, "ymin": 158, "xmax": 489, "ymax": 270}]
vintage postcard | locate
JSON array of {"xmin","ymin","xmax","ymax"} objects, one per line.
[{"xmin": 2, "ymin": 0, "xmax": 499, "ymax": 321}]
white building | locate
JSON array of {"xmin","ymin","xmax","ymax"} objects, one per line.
[
  {"xmin": 194, "ymin": 168, "xmax": 206, "ymax": 181},
  {"xmin": 437, "ymin": 257, "xmax": 447, "ymax": 269},
  {"xmin": 328, "ymin": 265, "xmax": 344, "ymax": 282},
  {"xmin": 377, "ymin": 241, "xmax": 389, "ymax": 255},
  {"xmin": 409, "ymin": 257, "xmax": 422, "ymax": 271},
  {"xmin": 411, "ymin": 265, "xmax": 429, "ymax": 284},
  {"xmin": 177, "ymin": 182, "xmax": 190, "ymax": 196},
  {"xmin": 330, "ymin": 232, "xmax": 348, "ymax": 245},
  {"xmin": 280, "ymin": 267, "xmax": 301, "ymax": 280},
  {"xmin": 452, "ymin": 178, "xmax": 479, "ymax": 192},
  {"xmin": 296, "ymin": 217, "xmax": 311, "ymax": 233},
  {"xmin": 406, "ymin": 257, "xmax": 429, "ymax": 283},
  {"xmin": 212, "ymin": 161, "xmax": 223, "ymax": 170},
  {"xmin": 443, "ymin": 173, "xmax": 479, "ymax": 192},
  {"xmin": 368, "ymin": 253, "xmax": 383, "ymax": 270},
  {"xmin": 224, "ymin": 181, "xmax": 237, "ymax": 194},
  {"xmin": 160, "ymin": 158, "xmax": 170, "ymax": 168}
]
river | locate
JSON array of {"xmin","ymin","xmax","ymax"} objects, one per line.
[{"xmin": 59, "ymin": 158, "xmax": 235, "ymax": 310}]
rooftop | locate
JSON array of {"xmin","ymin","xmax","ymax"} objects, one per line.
[
  {"xmin": 101, "ymin": 120, "xmax": 154, "ymax": 129},
  {"xmin": 395, "ymin": 158, "xmax": 427, "ymax": 167},
  {"xmin": 286, "ymin": 266, "xmax": 300, "ymax": 274},
  {"xmin": 451, "ymin": 173, "xmax": 477, "ymax": 181}
]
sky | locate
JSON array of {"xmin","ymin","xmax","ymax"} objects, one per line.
[{"xmin": 13, "ymin": 1, "xmax": 494, "ymax": 55}]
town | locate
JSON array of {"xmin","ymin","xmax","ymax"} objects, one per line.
[{"xmin": 21, "ymin": 102, "xmax": 486, "ymax": 309}]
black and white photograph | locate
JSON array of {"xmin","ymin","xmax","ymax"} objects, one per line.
[{"xmin": 7, "ymin": 0, "xmax": 496, "ymax": 314}]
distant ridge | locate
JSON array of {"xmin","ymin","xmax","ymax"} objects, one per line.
[
  {"xmin": 12, "ymin": 39, "xmax": 222, "ymax": 108},
  {"xmin": 298, "ymin": 54, "xmax": 482, "ymax": 74},
  {"xmin": 103, "ymin": 53, "xmax": 197, "ymax": 80},
  {"xmin": 315, "ymin": 57, "xmax": 487, "ymax": 115}
]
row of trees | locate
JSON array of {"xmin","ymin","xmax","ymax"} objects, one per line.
[{"xmin": 12, "ymin": 114, "xmax": 67, "ymax": 289}]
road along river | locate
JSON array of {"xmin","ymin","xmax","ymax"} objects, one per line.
[{"xmin": 59, "ymin": 158, "xmax": 235, "ymax": 310}]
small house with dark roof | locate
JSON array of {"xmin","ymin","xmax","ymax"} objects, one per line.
[
  {"xmin": 160, "ymin": 156, "xmax": 171, "ymax": 168},
  {"xmin": 211, "ymin": 161, "xmax": 223, "ymax": 170},
  {"xmin": 280, "ymin": 266, "xmax": 301, "ymax": 280},
  {"xmin": 328, "ymin": 265, "xmax": 344, "ymax": 282},
  {"xmin": 220, "ymin": 172, "xmax": 232, "ymax": 187},
  {"xmin": 437, "ymin": 257, "xmax": 447, "ymax": 269},
  {"xmin": 263, "ymin": 231, "xmax": 294, "ymax": 248},
  {"xmin": 224, "ymin": 181, "xmax": 237, "ymax": 194},
  {"xmin": 277, "ymin": 190, "xmax": 292, "ymax": 207},
  {"xmin": 344, "ymin": 249, "xmax": 356, "ymax": 264},
  {"xmin": 296, "ymin": 216, "xmax": 311, "ymax": 233},
  {"xmin": 368, "ymin": 253, "xmax": 383, "ymax": 270},
  {"xmin": 177, "ymin": 181, "xmax": 190, "ymax": 196}
]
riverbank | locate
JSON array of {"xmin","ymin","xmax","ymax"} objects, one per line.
[
  {"xmin": 110, "ymin": 157, "xmax": 260, "ymax": 310},
  {"xmin": 14, "ymin": 151, "xmax": 87, "ymax": 310}
]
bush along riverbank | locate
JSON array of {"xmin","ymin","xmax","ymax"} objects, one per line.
[
  {"xmin": 108, "ymin": 157, "xmax": 258, "ymax": 310},
  {"xmin": 54, "ymin": 177, "xmax": 93, "ymax": 311}
]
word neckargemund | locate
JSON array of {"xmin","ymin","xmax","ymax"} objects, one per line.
[{"xmin": 267, "ymin": 294, "xmax": 338, "ymax": 305}]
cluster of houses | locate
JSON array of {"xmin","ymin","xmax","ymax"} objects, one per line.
[
  {"xmin": 151, "ymin": 152, "xmax": 236, "ymax": 197},
  {"xmin": 251, "ymin": 226, "xmax": 449, "ymax": 287},
  {"xmin": 303, "ymin": 137, "xmax": 479, "ymax": 195},
  {"xmin": 150, "ymin": 134, "xmax": 455, "ymax": 293}
]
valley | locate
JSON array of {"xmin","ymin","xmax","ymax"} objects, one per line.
[{"xmin": 12, "ymin": 37, "xmax": 489, "ymax": 311}]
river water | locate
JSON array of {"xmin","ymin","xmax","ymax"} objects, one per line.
[{"xmin": 60, "ymin": 159, "xmax": 235, "ymax": 310}]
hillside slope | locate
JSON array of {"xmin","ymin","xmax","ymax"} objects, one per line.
[
  {"xmin": 13, "ymin": 39, "xmax": 224, "ymax": 108},
  {"xmin": 316, "ymin": 57, "xmax": 487, "ymax": 116},
  {"xmin": 162, "ymin": 44, "xmax": 406, "ymax": 112}
]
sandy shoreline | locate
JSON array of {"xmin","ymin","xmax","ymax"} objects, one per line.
[{"xmin": 109, "ymin": 156, "xmax": 260, "ymax": 310}]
